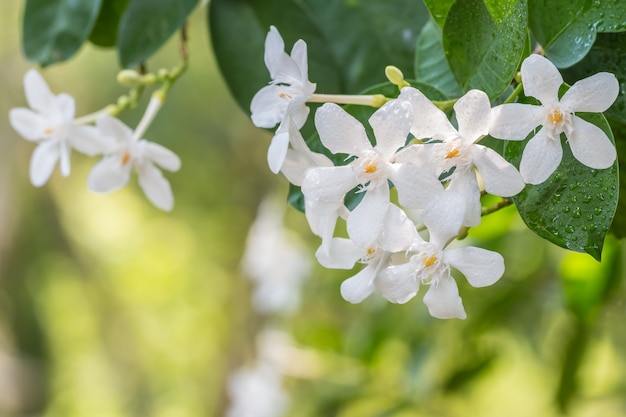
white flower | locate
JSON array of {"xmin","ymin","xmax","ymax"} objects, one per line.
[
  {"xmin": 251, "ymin": 26, "xmax": 316, "ymax": 173},
  {"xmin": 490, "ymin": 54, "xmax": 619, "ymax": 184},
  {"xmin": 87, "ymin": 111, "xmax": 180, "ymax": 211},
  {"xmin": 9, "ymin": 69, "xmax": 114, "ymax": 186},
  {"xmin": 302, "ymin": 100, "xmax": 443, "ymax": 249},
  {"xmin": 226, "ymin": 361, "xmax": 288, "ymax": 417},
  {"xmin": 400, "ymin": 88, "xmax": 525, "ymax": 226},
  {"xmin": 241, "ymin": 197, "xmax": 312, "ymax": 314},
  {"xmin": 316, "ymin": 204, "xmax": 417, "ymax": 303},
  {"xmin": 376, "ymin": 193, "xmax": 505, "ymax": 319}
]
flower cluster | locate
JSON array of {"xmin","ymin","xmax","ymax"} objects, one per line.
[
  {"xmin": 250, "ymin": 27, "xmax": 619, "ymax": 319},
  {"xmin": 9, "ymin": 70, "xmax": 181, "ymax": 211}
]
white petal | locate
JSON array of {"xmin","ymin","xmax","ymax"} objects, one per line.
[
  {"xmin": 315, "ymin": 103, "xmax": 371, "ymax": 155},
  {"xmin": 87, "ymin": 156, "xmax": 132, "ymax": 193},
  {"xmin": 447, "ymin": 172, "xmax": 481, "ymax": 227},
  {"xmin": 560, "ymin": 72, "xmax": 619, "ymax": 113},
  {"xmin": 305, "ymin": 199, "xmax": 342, "ymax": 245},
  {"xmin": 422, "ymin": 191, "xmax": 466, "ymax": 247},
  {"xmin": 378, "ymin": 204, "xmax": 418, "ymax": 252},
  {"xmin": 375, "ymin": 263, "xmax": 419, "ymax": 304},
  {"xmin": 568, "ymin": 116, "xmax": 616, "ymax": 169},
  {"xmin": 96, "ymin": 115, "xmax": 133, "ymax": 143},
  {"xmin": 489, "ymin": 103, "xmax": 544, "ymax": 140},
  {"xmin": 454, "ymin": 89, "xmax": 491, "ymax": 141},
  {"xmin": 142, "ymin": 142, "xmax": 181, "ymax": 171},
  {"xmin": 284, "ymin": 96, "xmax": 310, "ymax": 128},
  {"xmin": 302, "ymin": 166, "xmax": 358, "ymax": 202},
  {"xmin": 520, "ymin": 128, "xmax": 563, "ymax": 185},
  {"xmin": 250, "ymin": 85, "xmax": 287, "ymax": 128},
  {"xmin": 69, "ymin": 125, "xmax": 117, "ymax": 155},
  {"xmin": 59, "ymin": 140, "xmax": 70, "ymax": 177},
  {"xmin": 347, "ymin": 185, "xmax": 390, "ymax": 249},
  {"xmin": 315, "ymin": 237, "xmax": 362, "ymax": 269},
  {"xmin": 388, "ymin": 162, "xmax": 443, "ymax": 209},
  {"xmin": 137, "ymin": 163, "xmax": 175, "ymax": 211},
  {"xmin": 9, "ymin": 108, "xmax": 48, "ymax": 141},
  {"xmin": 394, "ymin": 143, "xmax": 436, "ymax": 169},
  {"xmin": 399, "ymin": 87, "xmax": 458, "ymax": 139},
  {"xmin": 30, "ymin": 141, "xmax": 60, "ymax": 187},
  {"xmin": 445, "ymin": 247, "xmax": 504, "ymax": 287},
  {"xmin": 55, "ymin": 93, "xmax": 75, "ymax": 122},
  {"xmin": 24, "ymin": 69, "xmax": 55, "ymax": 114},
  {"xmin": 281, "ymin": 148, "xmax": 332, "ymax": 186},
  {"xmin": 369, "ymin": 99, "xmax": 412, "ymax": 155},
  {"xmin": 423, "ymin": 277, "xmax": 466, "ymax": 319},
  {"xmin": 471, "ymin": 145, "xmax": 524, "ymax": 197},
  {"xmin": 266, "ymin": 131, "xmax": 289, "ymax": 174},
  {"xmin": 340, "ymin": 265, "xmax": 376, "ymax": 304},
  {"xmin": 521, "ymin": 54, "xmax": 562, "ymax": 105},
  {"xmin": 264, "ymin": 26, "xmax": 301, "ymax": 82},
  {"xmin": 290, "ymin": 39, "xmax": 309, "ymax": 82}
]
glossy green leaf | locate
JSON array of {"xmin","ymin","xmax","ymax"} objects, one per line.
[
  {"xmin": 118, "ymin": 0, "xmax": 198, "ymax": 68},
  {"xmin": 423, "ymin": 0, "xmax": 455, "ymax": 28},
  {"xmin": 529, "ymin": 0, "xmax": 626, "ymax": 68},
  {"xmin": 23, "ymin": 0, "xmax": 102, "ymax": 66},
  {"xmin": 89, "ymin": 0, "xmax": 130, "ymax": 47},
  {"xmin": 414, "ymin": 19, "xmax": 462, "ymax": 99},
  {"xmin": 210, "ymin": 0, "xmax": 430, "ymax": 115},
  {"xmin": 504, "ymin": 103, "xmax": 618, "ymax": 260},
  {"xmin": 606, "ymin": 119, "xmax": 626, "ymax": 238},
  {"xmin": 443, "ymin": 0, "xmax": 527, "ymax": 99}
]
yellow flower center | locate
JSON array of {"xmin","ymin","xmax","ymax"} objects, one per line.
[
  {"xmin": 44, "ymin": 127, "xmax": 54, "ymax": 135},
  {"xmin": 548, "ymin": 109, "xmax": 563, "ymax": 124},
  {"xmin": 121, "ymin": 151, "xmax": 132, "ymax": 166},
  {"xmin": 423, "ymin": 256, "xmax": 437, "ymax": 268},
  {"xmin": 366, "ymin": 247, "xmax": 375, "ymax": 255},
  {"xmin": 279, "ymin": 93, "xmax": 292, "ymax": 99},
  {"xmin": 445, "ymin": 148, "xmax": 460, "ymax": 159},
  {"xmin": 364, "ymin": 163, "xmax": 377, "ymax": 174}
]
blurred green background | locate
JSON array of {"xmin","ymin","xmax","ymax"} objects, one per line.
[{"xmin": 1, "ymin": 2, "xmax": 626, "ymax": 417}]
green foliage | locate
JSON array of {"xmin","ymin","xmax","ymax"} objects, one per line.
[
  {"xmin": 423, "ymin": 0, "xmax": 456, "ymax": 27},
  {"xmin": 23, "ymin": 0, "xmax": 102, "ymax": 66},
  {"xmin": 529, "ymin": 0, "xmax": 626, "ymax": 68},
  {"xmin": 117, "ymin": 0, "xmax": 198, "ymax": 68},
  {"xmin": 443, "ymin": 0, "xmax": 528, "ymax": 99},
  {"xmin": 89, "ymin": 0, "xmax": 130, "ymax": 47},
  {"xmin": 504, "ymin": 110, "xmax": 618, "ymax": 260}
]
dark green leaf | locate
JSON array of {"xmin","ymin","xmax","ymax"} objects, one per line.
[
  {"xmin": 443, "ymin": 0, "xmax": 527, "ymax": 99},
  {"xmin": 606, "ymin": 118, "xmax": 626, "ymax": 237},
  {"xmin": 504, "ymin": 103, "xmax": 618, "ymax": 259},
  {"xmin": 414, "ymin": 19, "xmax": 462, "ymax": 98},
  {"xmin": 89, "ymin": 0, "xmax": 130, "ymax": 47},
  {"xmin": 210, "ymin": 0, "xmax": 429, "ymax": 115},
  {"xmin": 23, "ymin": 0, "xmax": 102, "ymax": 66},
  {"xmin": 118, "ymin": 0, "xmax": 198, "ymax": 68},
  {"xmin": 529, "ymin": 0, "xmax": 626, "ymax": 68},
  {"xmin": 423, "ymin": 0, "xmax": 455, "ymax": 28}
]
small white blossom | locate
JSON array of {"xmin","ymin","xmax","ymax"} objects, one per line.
[
  {"xmin": 87, "ymin": 106, "xmax": 180, "ymax": 211},
  {"xmin": 376, "ymin": 193, "xmax": 505, "ymax": 319},
  {"xmin": 226, "ymin": 361, "xmax": 288, "ymax": 417},
  {"xmin": 316, "ymin": 203, "xmax": 417, "ymax": 303},
  {"xmin": 400, "ymin": 88, "xmax": 524, "ymax": 226},
  {"xmin": 9, "ymin": 69, "xmax": 114, "ymax": 186},
  {"xmin": 302, "ymin": 100, "xmax": 443, "ymax": 249},
  {"xmin": 490, "ymin": 54, "xmax": 619, "ymax": 184},
  {"xmin": 251, "ymin": 26, "xmax": 316, "ymax": 173},
  {"xmin": 241, "ymin": 197, "xmax": 311, "ymax": 314}
]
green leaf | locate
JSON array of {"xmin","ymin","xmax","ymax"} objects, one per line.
[
  {"xmin": 89, "ymin": 0, "xmax": 130, "ymax": 47},
  {"xmin": 210, "ymin": 0, "xmax": 429, "ymax": 114},
  {"xmin": 22, "ymin": 0, "xmax": 102, "ymax": 66},
  {"xmin": 606, "ymin": 118, "xmax": 626, "ymax": 238},
  {"xmin": 443, "ymin": 0, "xmax": 527, "ymax": 99},
  {"xmin": 529, "ymin": 0, "xmax": 626, "ymax": 68},
  {"xmin": 118, "ymin": 0, "xmax": 198, "ymax": 68},
  {"xmin": 504, "ymin": 106, "xmax": 618, "ymax": 260},
  {"xmin": 423, "ymin": 0, "xmax": 455, "ymax": 28},
  {"xmin": 414, "ymin": 19, "xmax": 462, "ymax": 99}
]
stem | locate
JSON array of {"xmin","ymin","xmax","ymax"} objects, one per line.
[
  {"xmin": 481, "ymin": 198, "xmax": 512, "ymax": 216},
  {"xmin": 432, "ymin": 99, "xmax": 457, "ymax": 111},
  {"xmin": 503, "ymin": 82, "xmax": 524, "ymax": 104},
  {"xmin": 307, "ymin": 93, "xmax": 389, "ymax": 107}
]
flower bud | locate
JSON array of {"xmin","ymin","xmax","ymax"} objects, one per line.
[{"xmin": 117, "ymin": 69, "xmax": 141, "ymax": 87}]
